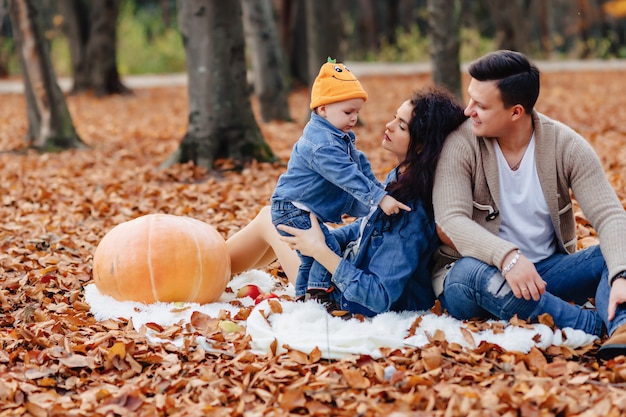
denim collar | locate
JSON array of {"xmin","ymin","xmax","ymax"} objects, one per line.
[{"xmin": 309, "ymin": 111, "xmax": 355, "ymax": 144}]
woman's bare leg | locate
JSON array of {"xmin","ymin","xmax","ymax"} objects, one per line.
[{"xmin": 226, "ymin": 206, "xmax": 300, "ymax": 284}]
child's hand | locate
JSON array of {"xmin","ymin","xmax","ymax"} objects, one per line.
[{"xmin": 379, "ymin": 195, "xmax": 411, "ymax": 215}]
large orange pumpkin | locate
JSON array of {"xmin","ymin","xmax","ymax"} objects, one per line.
[{"xmin": 92, "ymin": 214, "xmax": 231, "ymax": 304}]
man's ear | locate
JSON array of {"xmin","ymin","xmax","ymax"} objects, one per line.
[{"xmin": 510, "ymin": 104, "xmax": 525, "ymax": 121}]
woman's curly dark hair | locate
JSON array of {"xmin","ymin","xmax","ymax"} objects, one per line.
[{"xmin": 386, "ymin": 87, "xmax": 467, "ymax": 218}]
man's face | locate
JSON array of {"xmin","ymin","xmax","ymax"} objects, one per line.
[{"xmin": 464, "ymin": 79, "xmax": 514, "ymax": 138}]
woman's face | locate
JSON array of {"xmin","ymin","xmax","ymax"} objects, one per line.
[{"xmin": 382, "ymin": 100, "xmax": 412, "ymax": 163}]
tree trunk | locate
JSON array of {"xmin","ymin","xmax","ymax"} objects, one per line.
[
  {"xmin": 159, "ymin": 0, "xmax": 172, "ymax": 27},
  {"xmin": 305, "ymin": 0, "xmax": 344, "ymax": 85},
  {"xmin": 427, "ymin": 0, "xmax": 462, "ymax": 100},
  {"xmin": 398, "ymin": 0, "xmax": 417, "ymax": 32},
  {"xmin": 8, "ymin": 0, "xmax": 84, "ymax": 151},
  {"xmin": 538, "ymin": 0, "xmax": 552, "ymax": 56},
  {"xmin": 57, "ymin": 0, "xmax": 130, "ymax": 96},
  {"xmin": 351, "ymin": 0, "xmax": 379, "ymax": 59},
  {"xmin": 275, "ymin": 0, "xmax": 308, "ymax": 86},
  {"xmin": 56, "ymin": 0, "xmax": 90, "ymax": 91},
  {"xmin": 290, "ymin": 0, "xmax": 308, "ymax": 85},
  {"xmin": 276, "ymin": 0, "xmax": 294, "ymax": 55},
  {"xmin": 0, "ymin": 2, "xmax": 10, "ymax": 77},
  {"xmin": 87, "ymin": 0, "xmax": 128, "ymax": 96},
  {"xmin": 241, "ymin": 0, "xmax": 292, "ymax": 122},
  {"xmin": 384, "ymin": 0, "xmax": 400, "ymax": 45},
  {"xmin": 164, "ymin": 0, "xmax": 275, "ymax": 170},
  {"xmin": 484, "ymin": 0, "xmax": 531, "ymax": 53}
]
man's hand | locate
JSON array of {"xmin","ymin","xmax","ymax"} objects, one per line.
[
  {"xmin": 502, "ymin": 251, "xmax": 546, "ymax": 301},
  {"xmin": 608, "ymin": 278, "xmax": 626, "ymax": 321},
  {"xmin": 379, "ymin": 195, "xmax": 411, "ymax": 215}
]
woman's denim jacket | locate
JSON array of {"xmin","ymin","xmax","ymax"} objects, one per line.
[
  {"xmin": 330, "ymin": 171, "xmax": 439, "ymax": 316},
  {"xmin": 271, "ymin": 112, "xmax": 387, "ymax": 224}
]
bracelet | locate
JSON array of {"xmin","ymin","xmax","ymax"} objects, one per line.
[
  {"xmin": 502, "ymin": 250, "xmax": 521, "ymax": 277},
  {"xmin": 610, "ymin": 271, "xmax": 626, "ymax": 286}
]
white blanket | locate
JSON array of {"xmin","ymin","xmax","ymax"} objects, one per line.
[{"xmin": 85, "ymin": 270, "xmax": 597, "ymax": 359}]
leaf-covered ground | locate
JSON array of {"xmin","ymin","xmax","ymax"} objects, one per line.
[{"xmin": 1, "ymin": 70, "xmax": 626, "ymax": 416}]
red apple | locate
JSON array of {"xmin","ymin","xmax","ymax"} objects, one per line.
[
  {"xmin": 254, "ymin": 293, "xmax": 279, "ymax": 305},
  {"xmin": 236, "ymin": 284, "xmax": 262, "ymax": 299}
]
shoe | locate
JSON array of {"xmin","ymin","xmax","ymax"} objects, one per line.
[
  {"xmin": 306, "ymin": 288, "xmax": 352, "ymax": 319},
  {"xmin": 597, "ymin": 323, "xmax": 626, "ymax": 360}
]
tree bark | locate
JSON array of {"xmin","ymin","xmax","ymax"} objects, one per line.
[
  {"xmin": 0, "ymin": 2, "xmax": 10, "ymax": 77},
  {"xmin": 275, "ymin": 0, "xmax": 308, "ymax": 86},
  {"xmin": 57, "ymin": 0, "xmax": 130, "ymax": 96},
  {"xmin": 87, "ymin": 0, "xmax": 129, "ymax": 96},
  {"xmin": 351, "ymin": 0, "xmax": 379, "ymax": 60},
  {"xmin": 289, "ymin": 0, "xmax": 308, "ymax": 85},
  {"xmin": 305, "ymin": 0, "xmax": 345, "ymax": 85},
  {"xmin": 8, "ymin": 0, "xmax": 84, "ymax": 151},
  {"xmin": 241, "ymin": 0, "xmax": 292, "ymax": 122},
  {"xmin": 164, "ymin": 0, "xmax": 275, "ymax": 170},
  {"xmin": 427, "ymin": 0, "xmax": 462, "ymax": 100},
  {"xmin": 538, "ymin": 0, "xmax": 552, "ymax": 56},
  {"xmin": 484, "ymin": 0, "xmax": 531, "ymax": 53},
  {"xmin": 384, "ymin": 0, "xmax": 400, "ymax": 45}
]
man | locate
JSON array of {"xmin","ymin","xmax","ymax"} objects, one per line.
[{"xmin": 432, "ymin": 50, "xmax": 626, "ymax": 360}]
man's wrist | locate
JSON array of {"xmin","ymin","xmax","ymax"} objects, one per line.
[
  {"xmin": 610, "ymin": 270, "xmax": 626, "ymax": 287},
  {"xmin": 502, "ymin": 249, "xmax": 521, "ymax": 277}
]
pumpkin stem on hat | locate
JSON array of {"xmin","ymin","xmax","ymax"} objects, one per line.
[{"xmin": 327, "ymin": 56, "xmax": 336, "ymax": 63}]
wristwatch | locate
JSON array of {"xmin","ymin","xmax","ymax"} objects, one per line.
[{"xmin": 610, "ymin": 270, "xmax": 626, "ymax": 286}]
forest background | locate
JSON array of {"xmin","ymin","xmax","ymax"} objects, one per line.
[
  {"xmin": 2, "ymin": 0, "xmax": 626, "ymax": 77},
  {"xmin": 1, "ymin": 0, "xmax": 626, "ymax": 415},
  {"xmin": 3, "ymin": 0, "xmax": 626, "ymax": 164}
]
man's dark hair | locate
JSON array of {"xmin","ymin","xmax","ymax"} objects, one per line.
[{"xmin": 468, "ymin": 50, "xmax": 540, "ymax": 114}]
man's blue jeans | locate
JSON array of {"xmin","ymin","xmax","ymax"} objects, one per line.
[{"xmin": 438, "ymin": 245, "xmax": 626, "ymax": 337}]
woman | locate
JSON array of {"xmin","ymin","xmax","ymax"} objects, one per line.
[{"xmin": 227, "ymin": 87, "xmax": 467, "ymax": 316}]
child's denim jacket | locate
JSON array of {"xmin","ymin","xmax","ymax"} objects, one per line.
[
  {"xmin": 330, "ymin": 171, "xmax": 440, "ymax": 316},
  {"xmin": 271, "ymin": 112, "xmax": 386, "ymax": 224}
]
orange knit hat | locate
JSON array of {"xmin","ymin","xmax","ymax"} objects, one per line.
[{"xmin": 310, "ymin": 57, "xmax": 368, "ymax": 110}]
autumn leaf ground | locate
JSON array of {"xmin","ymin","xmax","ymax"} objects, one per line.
[{"xmin": 1, "ymin": 70, "xmax": 626, "ymax": 416}]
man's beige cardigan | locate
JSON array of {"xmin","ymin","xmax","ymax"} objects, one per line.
[{"xmin": 432, "ymin": 111, "xmax": 626, "ymax": 282}]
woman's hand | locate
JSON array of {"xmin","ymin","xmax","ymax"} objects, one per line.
[
  {"xmin": 277, "ymin": 213, "xmax": 342, "ymax": 275},
  {"xmin": 277, "ymin": 213, "xmax": 327, "ymax": 258}
]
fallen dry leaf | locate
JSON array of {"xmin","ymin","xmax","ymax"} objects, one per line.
[{"xmin": 1, "ymin": 71, "xmax": 626, "ymax": 415}]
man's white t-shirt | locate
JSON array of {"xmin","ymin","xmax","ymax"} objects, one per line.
[{"xmin": 494, "ymin": 135, "xmax": 556, "ymax": 262}]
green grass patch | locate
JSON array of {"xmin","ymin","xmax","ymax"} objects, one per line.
[
  {"xmin": 6, "ymin": 1, "xmax": 186, "ymax": 78},
  {"xmin": 116, "ymin": 1, "xmax": 186, "ymax": 75}
]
